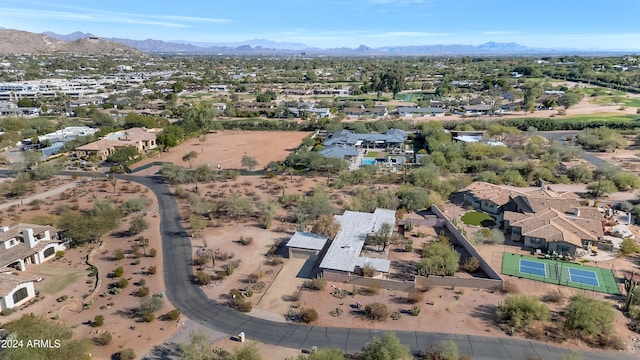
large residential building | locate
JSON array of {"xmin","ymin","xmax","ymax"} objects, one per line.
[
  {"xmin": 75, "ymin": 127, "xmax": 159, "ymax": 161},
  {"xmin": 0, "ymin": 223, "xmax": 67, "ymax": 272},
  {"xmin": 460, "ymin": 182, "xmax": 604, "ymax": 258}
]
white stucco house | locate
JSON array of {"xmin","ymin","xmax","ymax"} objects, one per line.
[{"xmin": 0, "ymin": 224, "xmax": 67, "ymax": 272}]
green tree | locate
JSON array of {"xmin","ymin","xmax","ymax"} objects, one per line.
[
  {"xmin": 223, "ymin": 194, "xmax": 254, "ymax": 222},
  {"xmin": 496, "ymin": 295, "xmax": 550, "ymax": 331},
  {"xmin": 567, "ymin": 165, "xmax": 593, "ymax": 183},
  {"xmin": 182, "ymin": 151, "xmax": 199, "ymax": 168},
  {"xmin": 420, "ymin": 340, "xmax": 460, "ymax": 360},
  {"xmin": 1, "ymin": 314, "xmax": 93, "ymax": 360},
  {"xmin": 396, "ymin": 186, "xmax": 430, "ymax": 212},
  {"xmin": 107, "ymin": 145, "xmax": 139, "ymax": 164},
  {"xmin": 361, "ymin": 332, "xmax": 412, "ymax": 360},
  {"xmin": 302, "ymin": 347, "xmax": 345, "ymax": 360},
  {"xmin": 586, "ymin": 179, "xmax": 618, "ymax": 197},
  {"xmin": 256, "ymin": 200, "xmax": 277, "ymax": 229},
  {"xmin": 241, "ymin": 155, "xmax": 259, "ymax": 170},
  {"xmin": 557, "ymin": 91, "xmax": 584, "ymax": 109},
  {"xmin": 612, "ymin": 172, "xmax": 640, "ymax": 191},
  {"xmin": 311, "ymin": 214, "xmax": 341, "ymax": 240},
  {"xmin": 418, "ymin": 241, "xmax": 460, "ymax": 276}
]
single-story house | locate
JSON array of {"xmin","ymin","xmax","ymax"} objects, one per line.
[
  {"xmin": 0, "ymin": 268, "xmax": 37, "ymax": 312},
  {"xmin": 319, "ymin": 208, "xmax": 396, "ymax": 281},
  {"xmin": 323, "ymin": 128, "xmax": 408, "ymax": 149},
  {"xmin": 286, "ymin": 232, "xmax": 329, "ymax": 261},
  {"xmin": 397, "ymin": 106, "xmax": 445, "ymax": 117},
  {"xmin": 319, "ymin": 145, "xmax": 359, "ymax": 160},
  {"xmin": 343, "ymin": 106, "xmax": 388, "ymax": 119},
  {"xmin": 0, "ymin": 224, "xmax": 67, "ymax": 272}
]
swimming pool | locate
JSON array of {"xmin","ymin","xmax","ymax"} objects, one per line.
[{"xmin": 361, "ymin": 158, "xmax": 376, "ymax": 165}]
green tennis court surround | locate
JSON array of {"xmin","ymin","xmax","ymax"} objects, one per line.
[{"xmin": 502, "ymin": 253, "xmax": 620, "ymax": 295}]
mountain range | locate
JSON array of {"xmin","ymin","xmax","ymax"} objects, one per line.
[{"xmin": 0, "ymin": 29, "xmax": 634, "ymax": 56}]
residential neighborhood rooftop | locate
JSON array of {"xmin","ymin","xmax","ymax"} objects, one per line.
[
  {"xmin": 319, "ymin": 208, "xmax": 396, "ymax": 273},
  {"xmin": 286, "ymin": 232, "xmax": 328, "ymax": 251}
]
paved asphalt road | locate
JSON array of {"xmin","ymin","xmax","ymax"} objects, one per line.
[
  {"xmin": 538, "ymin": 131, "xmax": 608, "ymax": 168},
  {"xmin": 121, "ymin": 174, "xmax": 634, "ymax": 360}
]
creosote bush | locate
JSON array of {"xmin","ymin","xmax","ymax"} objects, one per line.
[
  {"xmin": 299, "ymin": 307, "xmax": 319, "ymax": 323},
  {"xmin": 364, "ymin": 302, "xmax": 389, "ymax": 321}
]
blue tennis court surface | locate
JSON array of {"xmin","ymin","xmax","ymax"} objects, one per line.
[
  {"xmin": 519, "ymin": 259, "xmax": 546, "ymax": 277},
  {"xmin": 568, "ymin": 268, "xmax": 599, "ymax": 286}
]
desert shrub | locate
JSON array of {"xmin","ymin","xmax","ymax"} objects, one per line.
[
  {"xmin": 404, "ymin": 240, "xmax": 413, "ymax": 252},
  {"xmin": 420, "ymin": 340, "xmax": 459, "ymax": 360},
  {"xmin": 1, "ymin": 308, "xmax": 14, "ymax": 316},
  {"xmin": 138, "ymin": 278, "xmax": 146, "ymax": 286},
  {"xmin": 501, "ymin": 280, "xmax": 518, "ymax": 294},
  {"xmin": 94, "ymin": 315, "xmax": 104, "ymax": 327},
  {"xmin": 148, "ymin": 266, "xmax": 157, "ymax": 275},
  {"xmin": 229, "ymin": 297, "xmax": 252, "ymax": 312},
  {"xmin": 390, "ymin": 311, "xmax": 401, "ymax": 320},
  {"xmin": 115, "ymin": 278, "xmax": 128, "ymax": 289},
  {"xmin": 496, "ymin": 295, "xmax": 550, "ymax": 331},
  {"xmin": 565, "ymin": 294, "xmax": 616, "ymax": 344},
  {"xmin": 139, "ymin": 297, "xmax": 163, "ymax": 316},
  {"xmin": 94, "ymin": 331, "xmax": 112, "ymax": 346},
  {"xmin": 137, "ymin": 286, "xmax": 150, "ymax": 297},
  {"xmin": 143, "ymin": 313, "xmax": 155, "ymax": 322},
  {"xmin": 195, "ymin": 270, "xmax": 212, "ymax": 285},
  {"xmin": 410, "ymin": 305, "xmax": 421, "ymax": 316},
  {"xmin": 407, "ymin": 289, "xmax": 424, "ymax": 304},
  {"xmin": 56, "ymin": 295, "xmax": 69, "ymax": 302},
  {"xmin": 620, "ymin": 238, "xmax": 640, "ymax": 255},
  {"xmin": 542, "ymin": 289, "xmax": 565, "ymax": 304},
  {"xmin": 364, "ymin": 303, "xmax": 389, "ymax": 321},
  {"xmin": 55, "ymin": 250, "xmax": 65, "ymax": 259},
  {"xmin": 461, "ymin": 257, "xmax": 481, "ymax": 273},
  {"xmin": 238, "ymin": 236, "xmax": 254, "ymax": 246},
  {"xmin": 362, "ymin": 264, "xmax": 375, "ymax": 277},
  {"xmin": 128, "ymin": 215, "xmax": 149, "ymax": 235},
  {"xmin": 303, "ymin": 276, "xmax": 326, "ymax": 291},
  {"xmin": 300, "ymin": 308, "xmax": 319, "ymax": 323},
  {"xmin": 149, "ymin": 248, "xmax": 157, "ymax": 257},
  {"xmin": 225, "ymin": 263, "xmax": 235, "ymax": 276},
  {"xmin": 114, "ymin": 249, "xmax": 125, "ymax": 260},
  {"xmin": 114, "ymin": 348, "xmax": 136, "ymax": 360},
  {"xmin": 120, "ymin": 196, "xmax": 152, "ymax": 214},
  {"xmin": 629, "ymin": 306, "xmax": 640, "ymax": 320},
  {"xmin": 114, "ymin": 266, "xmax": 124, "ymax": 278},
  {"xmin": 166, "ymin": 309, "xmax": 181, "ymax": 321}
]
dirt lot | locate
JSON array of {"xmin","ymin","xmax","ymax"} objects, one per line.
[{"xmin": 133, "ymin": 130, "xmax": 311, "ymax": 171}]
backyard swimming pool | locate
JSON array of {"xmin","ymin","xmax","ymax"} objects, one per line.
[{"xmin": 361, "ymin": 158, "xmax": 376, "ymax": 165}]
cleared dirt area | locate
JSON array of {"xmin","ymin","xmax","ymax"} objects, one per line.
[{"xmin": 133, "ymin": 130, "xmax": 311, "ymax": 170}]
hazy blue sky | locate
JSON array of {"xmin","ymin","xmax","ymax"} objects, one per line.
[{"xmin": 1, "ymin": 0, "xmax": 639, "ymax": 49}]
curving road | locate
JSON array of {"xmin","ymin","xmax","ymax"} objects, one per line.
[{"xmin": 120, "ymin": 174, "xmax": 633, "ymax": 360}]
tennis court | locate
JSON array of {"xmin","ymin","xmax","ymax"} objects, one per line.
[{"xmin": 503, "ymin": 253, "xmax": 620, "ymax": 295}]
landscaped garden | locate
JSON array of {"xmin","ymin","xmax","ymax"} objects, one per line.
[{"xmin": 461, "ymin": 211, "xmax": 496, "ymax": 227}]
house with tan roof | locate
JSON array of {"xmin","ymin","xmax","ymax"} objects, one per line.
[
  {"xmin": 0, "ymin": 267, "xmax": 37, "ymax": 312},
  {"xmin": 461, "ymin": 181, "xmax": 604, "ymax": 258},
  {"xmin": 75, "ymin": 127, "xmax": 158, "ymax": 161},
  {"xmin": 503, "ymin": 208, "xmax": 604, "ymax": 258},
  {"xmin": 0, "ymin": 223, "xmax": 66, "ymax": 272}
]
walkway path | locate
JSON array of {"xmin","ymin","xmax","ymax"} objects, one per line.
[{"xmin": 0, "ymin": 180, "xmax": 79, "ymax": 211}]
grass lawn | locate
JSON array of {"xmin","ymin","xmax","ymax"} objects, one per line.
[
  {"xmin": 460, "ymin": 211, "xmax": 495, "ymax": 227},
  {"xmin": 28, "ymin": 263, "xmax": 85, "ymax": 295},
  {"xmin": 365, "ymin": 151, "xmax": 385, "ymax": 158},
  {"xmin": 562, "ymin": 113, "xmax": 638, "ymax": 122},
  {"xmin": 582, "ymin": 87, "xmax": 626, "ymax": 97},
  {"xmin": 589, "ymin": 96, "xmax": 640, "ymax": 108}
]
